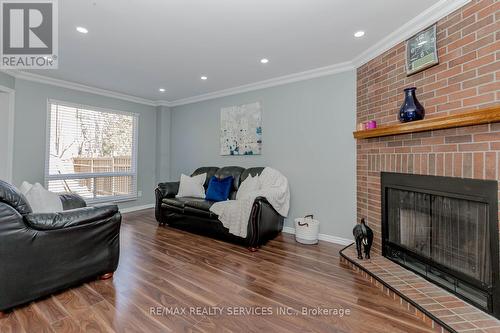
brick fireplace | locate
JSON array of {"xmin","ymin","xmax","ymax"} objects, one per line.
[
  {"xmin": 356, "ymin": 0, "xmax": 499, "ymax": 255},
  {"xmin": 344, "ymin": 1, "xmax": 500, "ymax": 330}
]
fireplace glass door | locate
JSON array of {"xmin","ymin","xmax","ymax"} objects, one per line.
[{"xmin": 387, "ymin": 188, "xmax": 491, "ymax": 286}]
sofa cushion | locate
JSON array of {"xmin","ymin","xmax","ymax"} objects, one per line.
[
  {"xmin": 236, "ymin": 174, "xmax": 260, "ymax": 200},
  {"xmin": 185, "ymin": 206, "xmax": 218, "ymax": 219},
  {"xmin": 59, "ymin": 193, "xmax": 87, "ymax": 210},
  {"xmin": 191, "ymin": 167, "xmax": 219, "ymax": 188},
  {"xmin": 162, "ymin": 197, "xmax": 215, "ymax": 212},
  {"xmin": 24, "ymin": 183, "xmax": 63, "ymax": 213},
  {"xmin": 184, "ymin": 198, "xmax": 216, "ymax": 211},
  {"xmin": 241, "ymin": 167, "xmax": 265, "ymax": 182},
  {"xmin": 19, "ymin": 181, "xmax": 33, "ymax": 196},
  {"xmin": 162, "ymin": 197, "xmax": 193, "ymax": 208},
  {"xmin": 214, "ymin": 166, "xmax": 244, "ymax": 191},
  {"xmin": 205, "ymin": 176, "xmax": 233, "ymax": 202},
  {"xmin": 176, "ymin": 173, "xmax": 206, "ymax": 198}
]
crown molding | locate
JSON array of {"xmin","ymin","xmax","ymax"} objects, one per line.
[
  {"xmin": 168, "ymin": 61, "xmax": 354, "ymax": 107},
  {"xmin": 2, "ymin": 69, "xmax": 157, "ymax": 106},
  {"xmin": 352, "ymin": 0, "xmax": 472, "ymax": 67},
  {"xmin": 153, "ymin": 100, "xmax": 172, "ymax": 107}
]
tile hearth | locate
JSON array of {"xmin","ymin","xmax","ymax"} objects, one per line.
[{"xmin": 340, "ymin": 244, "xmax": 500, "ymax": 333}]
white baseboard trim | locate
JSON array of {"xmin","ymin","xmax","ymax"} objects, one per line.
[
  {"xmin": 120, "ymin": 203, "xmax": 154, "ymax": 213},
  {"xmin": 282, "ymin": 227, "xmax": 353, "ymax": 246}
]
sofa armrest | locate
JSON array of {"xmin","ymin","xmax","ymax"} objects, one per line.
[
  {"xmin": 25, "ymin": 204, "xmax": 119, "ymax": 231},
  {"xmin": 156, "ymin": 181, "xmax": 180, "ymax": 199},
  {"xmin": 254, "ymin": 197, "xmax": 279, "ymax": 213},
  {"xmin": 247, "ymin": 197, "xmax": 284, "ymax": 247},
  {"xmin": 155, "ymin": 181, "xmax": 180, "ymax": 224},
  {"xmin": 59, "ymin": 193, "xmax": 87, "ymax": 210}
]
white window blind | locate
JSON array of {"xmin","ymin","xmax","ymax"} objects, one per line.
[{"xmin": 45, "ymin": 100, "xmax": 138, "ymax": 203}]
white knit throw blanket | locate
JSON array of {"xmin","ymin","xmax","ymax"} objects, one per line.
[{"xmin": 209, "ymin": 167, "xmax": 290, "ymax": 238}]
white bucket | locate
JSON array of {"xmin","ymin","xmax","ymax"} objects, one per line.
[{"xmin": 294, "ymin": 215, "xmax": 320, "ymax": 245}]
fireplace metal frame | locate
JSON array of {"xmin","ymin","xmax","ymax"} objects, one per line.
[{"xmin": 381, "ymin": 172, "xmax": 499, "ymax": 317}]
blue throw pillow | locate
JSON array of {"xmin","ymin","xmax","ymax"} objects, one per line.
[{"xmin": 205, "ymin": 176, "xmax": 233, "ymax": 202}]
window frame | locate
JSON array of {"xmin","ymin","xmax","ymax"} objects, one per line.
[{"xmin": 44, "ymin": 99, "xmax": 139, "ymax": 204}]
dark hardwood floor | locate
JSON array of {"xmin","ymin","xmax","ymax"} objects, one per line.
[{"xmin": 0, "ymin": 209, "xmax": 433, "ymax": 333}]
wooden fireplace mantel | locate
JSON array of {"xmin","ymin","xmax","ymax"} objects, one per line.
[{"xmin": 353, "ymin": 105, "xmax": 500, "ymax": 139}]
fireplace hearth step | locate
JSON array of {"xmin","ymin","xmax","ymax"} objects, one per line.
[{"xmin": 340, "ymin": 244, "xmax": 500, "ymax": 333}]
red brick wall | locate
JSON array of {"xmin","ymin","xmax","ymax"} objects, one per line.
[{"xmin": 356, "ymin": 0, "xmax": 499, "ymax": 253}]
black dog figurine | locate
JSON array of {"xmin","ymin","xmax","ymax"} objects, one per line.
[{"xmin": 352, "ymin": 218, "xmax": 373, "ymax": 259}]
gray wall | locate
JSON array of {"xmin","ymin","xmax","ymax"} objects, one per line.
[
  {"xmin": 0, "ymin": 71, "xmax": 15, "ymax": 90},
  {"xmin": 170, "ymin": 70, "xmax": 356, "ymax": 239},
  {"xmin": 12, "ymin": 78, "xmax": 158, "ymax": 210},
  {"xmin": 156, "ymin": 106, "xmax": 171, "ymax": 182}
]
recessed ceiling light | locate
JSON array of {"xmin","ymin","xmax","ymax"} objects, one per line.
[
  {"xmin": 260, "ymin": 58, "xmax": 269, "ymax": 64},
  {"xmin": 201, "ymin": 76, "xmax": 208, "ymax": 80},
  {"xmin": 76, "ymin": 26, "xmax": 88, "ymax": 34},
  {"xmin": 158, "ymin": 88, "xmax": 166, "ymax": 92},
  {"xmin": 354, "ymin": 31, "xmax": 365, "ymax": 38}
]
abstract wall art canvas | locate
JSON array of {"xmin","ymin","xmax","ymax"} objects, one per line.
[{"xmin": 220, "ymin": 102, "xmax": 262, "ymax": 155}]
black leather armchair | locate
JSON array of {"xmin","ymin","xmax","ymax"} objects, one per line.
[
  {"xmin": 155, "ymin": 166, "xmax": 284, "ymax": 250},
  {"xmin": 0, "ymin": 180, "xmax": 121, "ymax": 313}
]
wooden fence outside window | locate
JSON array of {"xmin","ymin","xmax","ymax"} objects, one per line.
[{"xmin": 72, "ymin": 156, "xmax": 132, "ymax": 196}]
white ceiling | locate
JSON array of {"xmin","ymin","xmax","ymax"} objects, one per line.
[{"xmin": 30, "ymin": 0, "xmax": 441, "ymax": 102}]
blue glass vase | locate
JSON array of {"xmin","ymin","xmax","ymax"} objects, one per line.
[{"xmin": 399, "ymin": 87, "xmax": 425, "ymax": 122}]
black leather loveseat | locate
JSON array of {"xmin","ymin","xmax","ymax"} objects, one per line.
[
  {"xmin": 0, "ymin": 180, "xmax": 121, "ymax": 314},
  {"xmin": 155, "ymin": 166, "xmax": 284, "ymax": 250}
]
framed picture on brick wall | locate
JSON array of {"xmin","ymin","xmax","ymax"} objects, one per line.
[{"xmin": 406, "ymin": 24, "xmax": 439, "ymax": 76}]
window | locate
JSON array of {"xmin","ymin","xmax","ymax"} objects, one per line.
[{"xmin": 45, "ymin": 100, "xmax": 138, "ymax": 203}]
